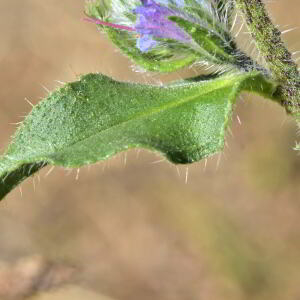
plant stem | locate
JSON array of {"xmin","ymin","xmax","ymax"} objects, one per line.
[{"xmin": 235, "ymin": 0, "xmax": 300, "ymax": 115}]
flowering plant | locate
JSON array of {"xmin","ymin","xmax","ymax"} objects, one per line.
[{"xmin": 0, "ymin": 0, "xmax": 299, "ymax": 199}]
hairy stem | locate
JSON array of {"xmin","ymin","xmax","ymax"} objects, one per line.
[{"xmin": 235, "ymin": 0, "xmax": 300, "ymax": 115}]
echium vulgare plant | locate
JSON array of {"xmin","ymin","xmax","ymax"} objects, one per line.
[{"xmin": 0, "ymin": 0, "xmax": 300, "ymax": 200}]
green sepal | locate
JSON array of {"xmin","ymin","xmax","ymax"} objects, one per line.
[{"xmin": 105, "ymin": 28, "xmax": 198, "ymax": 73}]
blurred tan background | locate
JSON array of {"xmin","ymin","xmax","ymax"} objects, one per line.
[{"xmin": 1, "ymin": 0, "xmax": 300, "ymax": 299}]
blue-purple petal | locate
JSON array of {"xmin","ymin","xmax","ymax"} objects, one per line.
[
  {"xmin": 137, "ymin": 35, "xmax": 158, "ymax": 52},
  {"xmin": 134, "ymin": 0, "xmax": 192, "ymax": 52}
]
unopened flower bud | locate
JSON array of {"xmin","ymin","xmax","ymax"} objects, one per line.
[{"xmin": 85, "ymin": 0, "xmax": 251, "ymax": 73}]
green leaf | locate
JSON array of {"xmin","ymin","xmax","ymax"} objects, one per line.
[{"xmin": 0, "ymin": 72, "xmax": 276, "ymax": 200}]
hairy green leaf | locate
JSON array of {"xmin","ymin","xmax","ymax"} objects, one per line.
[{"xmin": 0, "ymin": 72, "xmax": 276, "ymax": 200}]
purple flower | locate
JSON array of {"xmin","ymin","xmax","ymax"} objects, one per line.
[
  {"xmin": 84, "ymin": 0, "xmax": 193, "ymax": 52},
  {"xmin": 134, "ymin": 0, "xmax": 192, "ymax": 52}
]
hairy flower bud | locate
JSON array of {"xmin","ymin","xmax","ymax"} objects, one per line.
[{"xmin": 85, "ymin": 0, "xmax": 251, "ymax": 73}]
